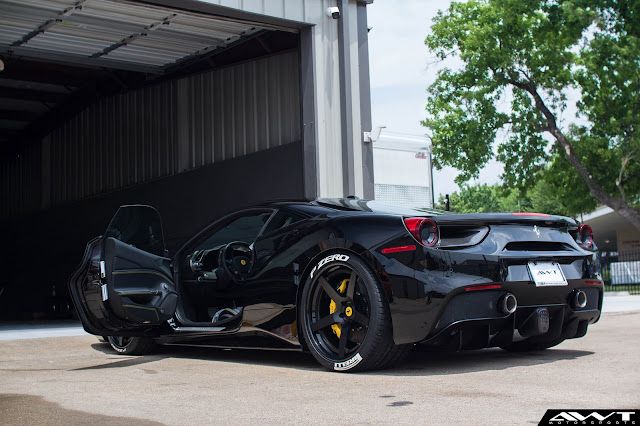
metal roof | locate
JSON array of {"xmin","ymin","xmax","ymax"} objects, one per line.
[
  {"xmin": 0, "ymin": 0, "xmax": 298, "ymax": 150},
  {"xmin": 0, "ymin": 0, "xmax": 283, "ymax": 72}
]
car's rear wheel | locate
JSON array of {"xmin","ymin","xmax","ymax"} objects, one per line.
[
  {"xmin": 107, "ymin": 336, "xmax": 156, "ymax": 355},
  {"xmin": 500, "ymin": 337, "xmax": 565, "ymax": 352},
  {"xmin": 300, "ymin": 253, "xmax": 410, "ymax": 372}
]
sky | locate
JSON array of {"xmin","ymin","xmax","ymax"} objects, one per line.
[{"xmin": 366, "ymin": 0, "xmax": 503, "ymax": 200}]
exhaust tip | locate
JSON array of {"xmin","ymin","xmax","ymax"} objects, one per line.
[
  {"xmin": 573, "ymin": 290, "xmax": 587, "ymax": 309},
  {"xmin": 500, "ymin": 293, "xmax": 517, "ymax": 315}
]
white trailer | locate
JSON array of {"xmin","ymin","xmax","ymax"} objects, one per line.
[{"xmin": 373, "ymin": 132, "xmax": 434, "ymax": 208}]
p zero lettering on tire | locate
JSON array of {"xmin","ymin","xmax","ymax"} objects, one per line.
[
  {"xmin": 107, "ymin": 336, "xmax": 156, "ymax": 355},
  {"xmin": 300, "ymin": 253, "xmax": 411, "ymax": 372}
]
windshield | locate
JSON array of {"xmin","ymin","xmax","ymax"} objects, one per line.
[{"xmin": 314, "ymin": 198, "xmax": 445, "ymax": 216}]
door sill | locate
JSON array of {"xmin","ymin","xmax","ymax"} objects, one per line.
[{"xmin": 173, "ymin": 326, "xmax": 225, "ymax": 332}]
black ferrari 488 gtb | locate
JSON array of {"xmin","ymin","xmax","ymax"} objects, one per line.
[{"xmin": 69, "ymin": 198, "xmax": 603, "ymax": 372}]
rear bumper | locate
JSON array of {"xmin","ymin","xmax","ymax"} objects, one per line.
[
  {"xmin": 420, "ymin": 301, "xmax": 600, "ymax": 350},
  {"xmin": 389, "ymin": 281, "xmax": 603, "ymax": 345}
]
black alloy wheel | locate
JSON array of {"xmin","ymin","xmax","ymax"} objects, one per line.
[
  {"xmin": 300, "ymin": 253, "xmax": 410, "ymax": 372},
  {"xmin": 107, "ymin": 335, "xmax": 156, "ymax": 355},
  {"xmin": 109, "ymin": 336, "xmax": 133, "ymax": 351}
]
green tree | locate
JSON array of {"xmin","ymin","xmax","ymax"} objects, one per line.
[
  {"xmin": 527, "ymin": 178, "xmax": 572, "ymax": 215},
  {"xmin": 438, "ymin": 183, "xmax": 502, "ymax": 213},
  {"xmin": 437, "ymin": 181, "xmax": 569, "ymax": 215},
  {"xmin": 423, "ymin": 0, "xmax": 640, "ymax": 229},
  {"xmin": 498, "ymin": 186, "xmax": 534, "ymax": 213}
]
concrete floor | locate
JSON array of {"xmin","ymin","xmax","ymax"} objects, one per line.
[
  {"xmin": 1, "ymin": 311, "xmax": 639, "ymax": 425},
  {"xmin": 1, "ymin": 293, "xmax": 638, "ymax": 342}
]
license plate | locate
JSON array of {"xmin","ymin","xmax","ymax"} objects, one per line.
[{"xmin": 528, "ymin": 261, "xmax": 568, "ymax": 286}]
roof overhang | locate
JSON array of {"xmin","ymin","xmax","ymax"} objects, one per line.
[
  {"xmin": 0, "ymin": 0, "xmax": 300, "ymax": 154},
  {"xmin": 1, "ymin": 0, "xmax": 297, "ymax": 73},
  {"xmin": 582, "ymin": 206, "xmax": 628, "ymax": 252}
]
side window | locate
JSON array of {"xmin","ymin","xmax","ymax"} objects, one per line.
[
  {"xmin": 262, "ymin": 210, "xmax": 306, "ymax": 235},
  {"xmin": 196, "ymin": 211, "xmax": 272, "ymax": 250},
  {"xmin": 104, "ymin": 205, "xmax": 165, "ymax": 256}
]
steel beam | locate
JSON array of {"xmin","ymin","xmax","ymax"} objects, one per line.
[
  {"xmin": 338, "ymin": 0, "xmax": 355, "ymax": 197},
  {"xmin": 357, "ymin": 3, "xmax": 374, "ymax": 199},
  {"xmin": 0, "ymin": 46, "xmax": 164, "ymax": 74},
  {"xmin": 0, "ymin": 88, "xmax": 68, "ymax": 103},
  {"xmin": 91, "ymin": 13, "xmax": 178, "ymax": 59},
  {"xmin": 0, "ymin": 109, "xmax": 43, "ymax": 122},
  {"xmin": 300, "ymin": 26, "xmax": 319, "ymax": 200},
  {"xmin": 10, "ymin": 0, "xmax": 90, "ymax": 48}
]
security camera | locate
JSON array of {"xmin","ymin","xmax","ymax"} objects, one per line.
[{"xmin": 326, "ymin": 7, "xmax": 340, "ymax": 19}]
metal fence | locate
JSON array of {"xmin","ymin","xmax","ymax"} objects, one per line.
[{"xmin": 600, "ymin": 249, "xmax": 640, "ymax": 295}]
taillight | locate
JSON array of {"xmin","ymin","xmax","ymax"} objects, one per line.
[
  {"xmin": 381, "ymin": 245, "xmax": 416, "ymax": 254},
  {"xmin": 404, "ymin": 218, "xmax": 439, "ymax": 247},
  {"xmin": 464, "ymin": 284, "xmax": 502, "ymax": 291},
  {"xmin": 577, "ymin": 224, "xmax": 594, "ymax": 249}
]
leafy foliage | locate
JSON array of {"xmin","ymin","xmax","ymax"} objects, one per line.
[
  {"xmin": 423, "ymin": 0, "xmax": 640, "ymax": 227},
  {"xmin": 435, "ymin": 184, "xmax": 502, "ymax": 213},
  {"xmin": 573, "ymin": 1, "xmax": 640, "ymax": 203},
  {"xmin": 436, "ymin": 181, "xmax": 572, "ymax": 216}
]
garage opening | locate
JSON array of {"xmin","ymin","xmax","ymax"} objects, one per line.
[{"xmin": 0, "ymin": 0, "xmax": 308, "ymax": 319}]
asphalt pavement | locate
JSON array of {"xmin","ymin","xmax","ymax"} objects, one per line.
[
  {"xmin": 0, "ymin": 294, "xmax": 639, "ymax": 425},
  {"xmin": 1, "ymin": 293, "xmax": 639, "ymax": 342}
]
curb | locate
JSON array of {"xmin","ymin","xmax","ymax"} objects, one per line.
[{"xmin": 604, "ymin": 291, "xmax": 632, "ymax": 297}]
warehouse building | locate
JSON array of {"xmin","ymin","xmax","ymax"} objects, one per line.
[{"xmin": 0, "ymin": 0, "xmax": 375, "ymax": 318}]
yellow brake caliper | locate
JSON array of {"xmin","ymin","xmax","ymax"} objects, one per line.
[{"xmin": 330, "ymin": 279, "xmax": 349, "ymax": 338}]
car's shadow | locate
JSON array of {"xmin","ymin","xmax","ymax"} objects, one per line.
[
  {"xmin": 86, "ymin": 342, "xmax": 321, "ymax": 371},
  {"xmin": 382, "ymin": 347, "xmax": 594, "ymax": 376},
  {"xmin": 86, "ymin": 341, "xmax": 594, "ymax": 375}
]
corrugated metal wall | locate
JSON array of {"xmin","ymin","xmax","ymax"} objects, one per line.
[
  {"xmin": 201, "ymin": 0, "xmax": 350, "ymax": 197},
  {"xmin": 203, "ymin": 0, "xmax": 326, "ymax": 23},
  {"xmin": 0, "ymin": 143, "xmax": 41, "ymax": 217},
  {"xmin": 40, "ymin": 50, "xmax": 299, "ymax": 209},
  {"xmin": 50, "ymin": 84, "xmax": 179, "ymax": 206},
  {"xmin": 177, "ymin": 52, "xmax": 301, "ymax": 170}
]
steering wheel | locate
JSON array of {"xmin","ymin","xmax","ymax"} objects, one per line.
[{"xmin": 219, "ymin": 241, "xmax": 253, "ymax": 282}]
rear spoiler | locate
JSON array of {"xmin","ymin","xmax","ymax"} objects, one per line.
[{"xmin": 429, "ymin": 212, "xmax": 576, "ymax": 228}]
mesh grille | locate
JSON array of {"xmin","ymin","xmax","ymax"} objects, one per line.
[{"xmin": 374, "ymin": 184, "xmax": 433, "ymax": 209}]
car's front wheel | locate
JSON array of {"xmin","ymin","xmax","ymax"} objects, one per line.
[
  {"xmin": 107, "ymin": 336, "xmax": 156, "ymax": 355},
  {"xmin": 300, "ymin": 253, "xmax": 410, "ymax": 372}
]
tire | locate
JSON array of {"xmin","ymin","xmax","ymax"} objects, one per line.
[
  {"xmin": 500, "ymin": 337, "xmax": 565, "ymax": 352},
  {"xmin": 107, "ymin": 336, "xmax": 156, "ymax": 355},
  {"xmin": 300, "ymin": 252, "xmax": 411, "ymax": 372}
]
